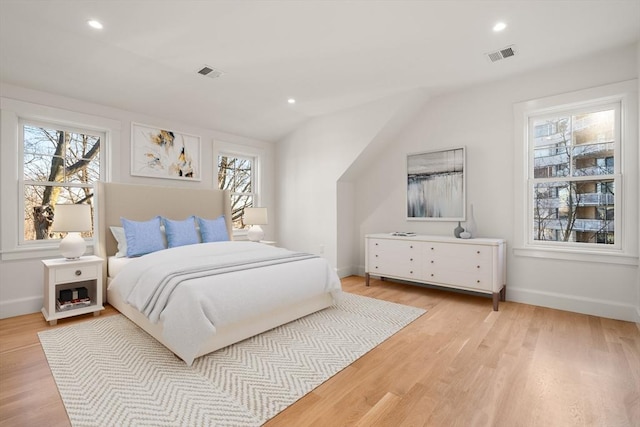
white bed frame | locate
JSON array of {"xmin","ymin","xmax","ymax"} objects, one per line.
[{"xmin": 96, "ymin": 182, "xmax": 333, "ymax": 362}]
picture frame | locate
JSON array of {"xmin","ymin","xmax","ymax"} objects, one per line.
[
  {"xmin": 407, "ymin": 146, "xmax": 465, "ymax": 221},
  {"xmin": 131, "ymin": 122, "xmax": 201, "ymax": 181}
]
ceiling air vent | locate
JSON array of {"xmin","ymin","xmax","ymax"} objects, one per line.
[
  {"xmin": 197, "ymin": 65, "xmax": 224, "ymax": 79},
  {"xmin": 485, "ymin": 45, "xmax": 517, "ymax": 63}
]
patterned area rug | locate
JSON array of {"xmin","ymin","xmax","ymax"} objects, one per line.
[{"xmin": 38, "ymin": 292, "xmax": 425, "ymax": 427}]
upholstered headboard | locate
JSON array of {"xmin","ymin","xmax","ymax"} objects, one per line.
[{"xmin": 96, "ymin": 182, "xmax": 232, "ymax": 289}]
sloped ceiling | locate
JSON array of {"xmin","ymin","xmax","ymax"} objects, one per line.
[{"xmin": 1, "ymin": 0, "xmax": 638, "ymax": 142}]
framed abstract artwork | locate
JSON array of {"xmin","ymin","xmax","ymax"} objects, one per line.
[
  {"xmin": 407, "ymin": 146, "xmax": 465, "ymax": 221},
  {"xmin": 131, "ymin": 123, "xmax": 201, "ymax": 181}
]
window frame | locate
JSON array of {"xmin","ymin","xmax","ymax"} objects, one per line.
[
  {"xmin": 526, "ymin": 101, "xmax": 621, "ymax": 251},
  {"xmin": 19, "ymin": 118, "xmax": 105, "ymax": 246},
  {"xmin": 513, "ymin": 80, "xmax": 638, "ymax": 266},
  {"xmin": 0, "ymin": 97, "xmax": 118, "ymax": 261}
]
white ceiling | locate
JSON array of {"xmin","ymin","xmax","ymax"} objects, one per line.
[{"xmin": 1, "ymin": 1, "xmax": 639, "ymax": 142}]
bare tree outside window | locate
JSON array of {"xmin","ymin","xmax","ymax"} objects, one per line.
[
  {"xmin": 217, "ymin": 155, "xmax": 255, "ymax": 229},
  {"xmin": 22, "ymin": 123, "xmax": 101, "ymax": 241},
  {"xmin": 530, "ymin": 108, "xmax": 616, "ymax": 245}
]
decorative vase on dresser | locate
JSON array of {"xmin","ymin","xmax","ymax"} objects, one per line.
[
  {"xmin": 454, "ymin": 222, "xmax": 464, "ymax": 238},
  {"xmin": 465, "ymin": 203, "xmax": 477, "ymax": 237}
]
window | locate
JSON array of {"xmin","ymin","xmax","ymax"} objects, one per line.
[
  {"xmin": 20, "ymin": 120, "xmax": 102, "ymax": 243},
  {"xmin": 513, "ymin": 80, "xmax": 638, "ymax": 265},
  {"xmin": 529, "ymin": 104, "xmax": 619, "ymax": 246},
  {"xmin": 217, "ymin": 153, "xmax": 257, "ymax": 229}
]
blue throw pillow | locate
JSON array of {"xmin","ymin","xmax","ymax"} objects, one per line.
[
  {"xmin": 163, "ymin": 216, "xmax": 200, "ymax": 248},
  {"xmin": 121, "ymin": 216, "xmax": 165, "ymax": 257},
  {"xmin": 197, "ymin": 216, "xmax": 229, "ymax": 243}
]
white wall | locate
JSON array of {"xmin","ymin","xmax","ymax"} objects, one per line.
[
  {"xmin": 350, "ymin": 43, "xmax": 639, "ymax": 322},
  {"xmin": 0, "ymin": 84, "xmax": 275, "ymax": 318},
  {"xmin": 275, "ymin": 90, "xmax": 429, "ymax": 275}
]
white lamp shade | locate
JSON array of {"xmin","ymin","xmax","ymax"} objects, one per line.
[
  {"xmin": 243, "ymin": 207, "xmax": 268, "ymax": 225},
  {"xmin": 52, "ymin": 204, "xmax": 92, "ymax": 232}
]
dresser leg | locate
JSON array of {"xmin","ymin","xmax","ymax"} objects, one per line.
[
  {"xmin": 492, "ymin": 292, "xmax": 499, "ymax": 311},
  {"xmin": 500, "ymin": 286, "xmax": 506, "ymax": 301},
  {"xmin": 365, "ymin": 273, "xmax": 370, "ymax": 287}
]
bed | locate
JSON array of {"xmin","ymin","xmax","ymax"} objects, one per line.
[{"xmin": 96, "ymin": 182, "xmax": 341, "ymax": 365}]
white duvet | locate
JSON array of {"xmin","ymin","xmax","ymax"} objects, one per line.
[{"xmin": 108, "ymin": 241, "xmax": 342, "ymax": 364}]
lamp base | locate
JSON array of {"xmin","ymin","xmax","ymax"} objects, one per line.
[
  {"xmin": 247, "ymin": 225, "xmax": 264, "ymax": 242},
  {"xmin": 59, "ymin": 232, "xmax": 87, "ymax": 259}
]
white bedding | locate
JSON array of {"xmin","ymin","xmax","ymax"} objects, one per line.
[
  {"xmin": 107, "ymin": 256, "xmax": 136, "ymax": 278},
  {"xmin": 108, "ymin": 241, "xmax": 342, "ymax": 365}
]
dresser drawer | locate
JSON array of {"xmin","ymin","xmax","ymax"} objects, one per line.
[
  {"xmin": 55, "ymin": 264, "xmax": 99, "ymax": 283},
  {"xmin": 425, "ymin": 253, "xmax": 493, "ymax": 275},
  {"xmin": 369, "ymin": 238, "xmax": 420, "ymax": 255},
  {"xmin": 424, "ymin": 269, "xmax": 493, "ymax": 292},
  {"xmin": 424, "ymin": 242, "xmax": 493, "ymax": 264},
  {"xmin": 370, "ymin": 262, "xmax": 421, "ymax": 280}
]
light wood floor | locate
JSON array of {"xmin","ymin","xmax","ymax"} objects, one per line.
[{"xmin": 1, "ymin": 276, "xmax": 639, "ymax": 426}]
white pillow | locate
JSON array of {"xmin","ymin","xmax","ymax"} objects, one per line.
[{"xmin": 109, "ymin": 226, "xmax": 127, "ymax": 258}]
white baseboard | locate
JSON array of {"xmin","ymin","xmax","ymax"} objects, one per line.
[
  {"xmin": 336, "ymin": 265, "xmax": 358, "ymax": 279},
  {"xmin": 0, "ymin": 295, "xmax": 42, "ymax": 319},
  {"xmin": 507, "ymin": 287, "xmax": 640, "ymax": 323},
  {"xmin": 353, "ymin": 263, "xmax": 639, "ymax": 323}
]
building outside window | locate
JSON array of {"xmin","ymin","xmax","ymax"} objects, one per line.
[
  {"xmin": 217, "ymin": 153, "xmax": 257, "ymax": 230},
  {"xmin": 20, "ymin": 120, "xmax": 102, "ymax": 244},
  {"xmin": 529, "ymin": 104, "xmax": 619, "ymax": 247}
]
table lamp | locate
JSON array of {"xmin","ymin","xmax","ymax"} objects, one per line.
[
  {"xmin": 51, "ymin": 204, "xmax": 92, "ymax": 259},
  {"xmin": 243, "ymin": 207, "xmax": 267, "ymax": 242}
]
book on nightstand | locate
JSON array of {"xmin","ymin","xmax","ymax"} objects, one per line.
[{"xmin": 56, "ymin": 297, "xmax": 91, "ymax": 311}]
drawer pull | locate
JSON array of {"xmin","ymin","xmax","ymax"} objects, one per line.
[
  {"xmin": 375, "ymin": 266, "xmax": 378, "ymax": 269},
  {"xmin": 75, "ymin": 270, "xmax": 82, "ymax": 277},
  {"xmin": 430, "ymin": 260, "xmax": 434, "ymax": 263},
  {"xmin": 477, "ymin": 250, "xmax": 480, "ymax": 254},
  {"xmin": 430, "ymin": 273, "xmax": 434, "ymax": 277},
  {"xmin": 410, "ymin": 271, "xmax": 413, "ymax": 274},
  {"xmin": 477, "ymin": 280, "xmax": 481, "ymax": 283},
  {"xmin": 410, "ymin": 258, "xmax": 413, "ymax": 261},
  {"xmin": 431, "ymin": 247, "xmax": 434, "ymax": 250},
  {"xmin": 375, "ymin": 255, "xmax": 378, "ymax": 258},
  {"xmin": 375, "ymin": 243, "xmax": 379, "ymax": 246},
  {"xmin": 477, "ymin": 265, "xmax": 480, "ymax": 269},
  {"xmin": 410, "ymin": 245, "xmax": 413, "ymax": 249}
]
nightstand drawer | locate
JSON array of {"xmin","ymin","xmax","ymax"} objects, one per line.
[{"xmin": 55, "ymin": 264, "xmax": 98, "ymax": 283}]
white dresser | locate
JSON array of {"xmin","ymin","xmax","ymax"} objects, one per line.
[{"xmin": 365, "ymin": 234, "xmax": 506, "ymax": 310}]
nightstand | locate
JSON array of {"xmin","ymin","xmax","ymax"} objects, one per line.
[{"xmin": 42, "ymin": 255, "xmax": 104, "ymax": 325}]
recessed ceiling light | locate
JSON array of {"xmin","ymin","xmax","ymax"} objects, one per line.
[
  {"xmin": 87, "ymin": 20, "xmax": 103, "ymax": 30},
  {"xmin": 287, "ymin": 98, "xmax": 296, "ymax": 104},
  {"xmin": 493, "ymin": 22, "xmax": 507, "ymax": 32}
]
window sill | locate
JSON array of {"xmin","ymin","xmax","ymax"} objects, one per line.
[
  {"xmin": 513, "ymin": 246, "xmax": 638, "ymax": 266},
  {"xmin": 1, "ymin": 245, "xmax": 96, "ymax": 261}
]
